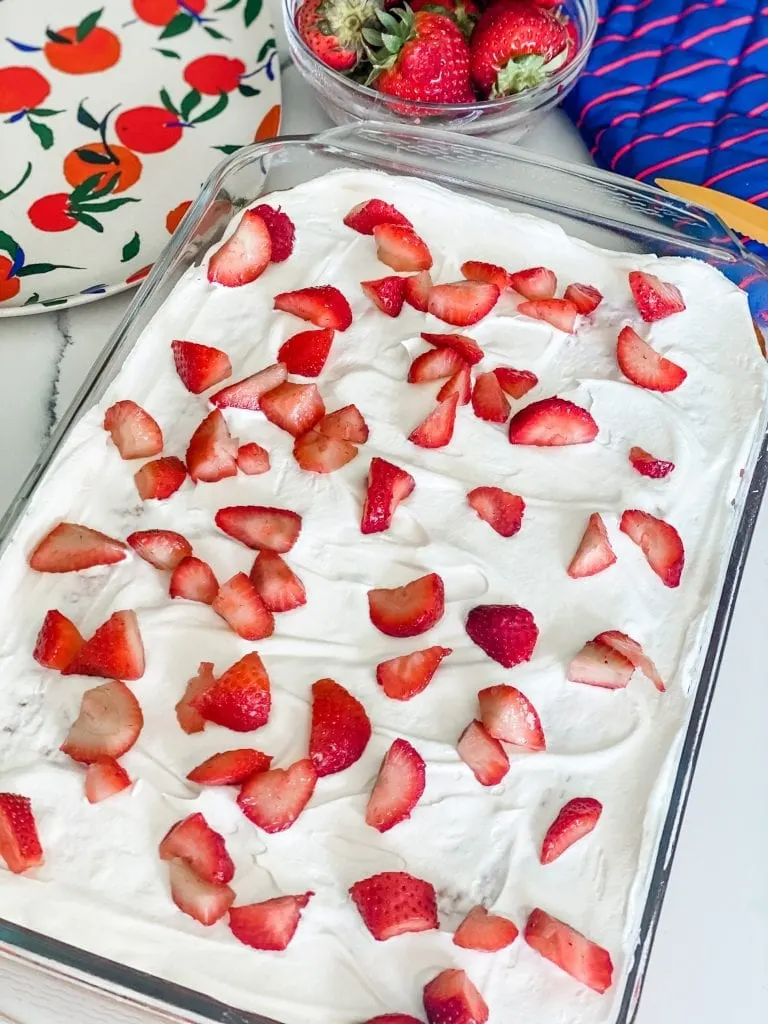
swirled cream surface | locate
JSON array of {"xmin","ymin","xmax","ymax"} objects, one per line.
[{"xmin": 0, "ymin": 169, "xmax": 765, "ymax": 1024}]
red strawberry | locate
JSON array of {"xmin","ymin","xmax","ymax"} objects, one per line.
[
  {"xmin": 127, "ymin": 529, "xmax": 192, "ymax": 570},
  {"xmin": 168, "ymin": 858, "xmax": 235, "ymax": 926},
  {"xmin": 274, "ymin": 285, "xmax": 353, "ymax": 330},
  {"xmin": 508, "ymin": 397, "xmax": 598, "ymax": 446},
  {"xmin": 465, "ymin": 604, "xmax": 538, "ymax": 668},
  {"xmin": 438, "ymin": 365, "xmax": 472, "ymax": 405},
  {"xmin": 508, "ymin": 266, "xmax": 557, "ymax": 299},
  {"xmin": 421, "ymin": 331, "xmax": 483, "ymax": 365},
  {"xmin": 361, "ymin": 1017, "xmax": 424, "ymax": 1024},
  {"xmin": 567, "ymin": 513, "xmax": 616, "ymax": 578},
  {"xmin": 251, "ymin": 204, "xmax": 295, "ymax": 262},
  {"xmin": 518, "ymin": 298, "xmax": 578, "ymax": 332},
  {"xmin": 212, "ymin": 573, "xmax": 274, "ymax": 640},
  {"xmin": 478, "ymin": 684, "xmax": 545, "ymax": 750},
  {"xmin": 467, "ymin": 486, "xmax": 525, "ymax": 537},
  {"xmin": 361, "ymin": 457, "xmax": 415, "ymax": 534},
  {"xmin": 461, "ymin": 260, "xmax": 510, "ymax": 290},
  {"xmin": 33, "ymin": 610, "xmax": 83, "ymax": 671},
  {"xmin": 471, "ymin": 371, "xmax": 511, "ymax": 423},
  {"xmin": 171, "ymin": 340, "xmax": 232, "ymax": 394},
  {"xmin": 187, "ymin": 749, "xmax": 272, "ymax": 786},
  {"xmin": 344, "ymin": 198, "xmax": 413, "ymax": 235},
  {"xmin": 176, "ymin": 662, "xmax": 215, "ymax": 734},
  {"xmin": 134, "ymin": 456, "xmax": 187, "ymax": 500},
  {"xmin": 237, "ymin": 758, "xmax": 317, "ymax": 832},
  {"xmin": 170, "ymin": 556, "xmax": 219, "ymax": 604},
  {"xmin": 64, "ymin": 610, "xmax": 144, "ymax": 681},
  {"xmin": 277, "ymin": 327, "xmax": 335, "ymax": 377},
  {"xmin": 350, "ymin": 871, "xmax": 438, "ymax": 940},
  {"xmin": 494, "ymin": 366, "xmax": 538, "ymax": 399},
  {"xmin": 103, "ymin": 401, "xmax": 163, "ymax": 460},
  {"xmin": 457, "ymin": 720, "xmax": 509, "ymax": 786},
  {"xmin": 373, "ymin": 224, "xmax": 433, "ymax": 272},
  {"xmin": 60, "ymin": 680, "xmax": 143, "ymax": 763},
  {"xmin": 524, "ymin": 908, "xmax": 614, "ymax": 994},
  {"xmin": 85, "ymin": 758, "xmax": 131, "ymax": 803},
  {"xmin": 404, "ymin": 270, "xmax": 433, "ymax": 311},
  {"xmin": 428, "ymin": 281, "xmax": 499, "ymax": 326},
  {"xmin": 596, "ymin": 629, "xmax": 665, "ymax": 691},
  {"xmin": 628, "ymin": 446, "xmax": 674, "ymax": 479},
  {"xmin": 409, "ymin": 348, "xmax": 466, "ymax": 383},
  {"xmin": 0, "ymin": 794, "xmax": 43, "ymax": 874},
  {"xmin": 423, "ymin": 969, "xmax": 489, "ymax": 1024},
  {"xmin": 470, "ymin": 0, "xmax": 568, "ymax": 97},
  {"xmin": 237, "ymin": 442, "xmax": 271, "ymax": 475},
  {"xmin": 376, "ymin": 645, "xmax": 452, "ymax": 700},
  {"xmin": 208, "ymin": 209, "xmax": 271, "ymax": 287},
  {"xmin": 368, "ymin": 572, "xmax": 445, "ymax": 637},
  {"xmin": 362, "ymin": 275, "xmax": 407, "ymax": 317},
  {"xmin": 250, "ymin": 550, "xmax": 307, "ymax": 612},
  {"xmin": 210, "ymin": 362, "xmax": 287, "ymax": 411},
  {"xmin": 628, "ymin": 270, "xmax": 686, "ymax": 322},
  {"xmin": 567, "ymin": 638, "xmax": 634, "ymax": 689},
  {"xmin": 186, "ymin": 409, "xmax": 238, "ymax": 484},
  {"xmin": 296, "ymin": 0, "xmax": 378, "ymax": 71},
  {"xmin": 229, "ymin": 893, "xmax": 313, "ymax": 950},
  {"xmin": 28, "ymin": 522, "xmax": 127, "ymax": 573},
  {"xmin": 409, "ymin": 394, "xmax": 459, "ymax": 448},
  {"xmin": 453, "ymin": 905, "xmax": 519, "ymax": 951},
  {"xmin": 260, "ymin": 381, "xmax": 326, "ymax": 436},
  {"xmin": 293, "ymin": 430, "xmax": 358, "ymax": 473},
  {"xmin": 564, "ymin": 282, "xmax": 603, "ymax": 314},
  {"xmin": 616, "ymin": 326, "xmax": 687, "ymax": 392},
  {"xmin": 192, "ymin": 652, "xmax": 271, "ymax": 732},
  {"xmin": 366, "ymin": 738, "xmax": 426, "ymax": 832},
  {"xmin": 309, "ymin": 677, "xmax": 372, "ymax": 776},
  {"xmin": 215, "ymin": 505, "xmax": 302, "ymax": 552},
  {"xmin": 620, "ymin": 509, "xmax": 684, "ymax": 587},
  {"xmin": 317, "ymin": 404, "xmax": 369, "ymax": 443},
  {"xmin": 540, "ymin": 796, "xmax": 602, "ymax": 865}
]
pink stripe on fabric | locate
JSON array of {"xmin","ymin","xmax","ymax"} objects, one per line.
[
  {"xmin": 698, "ymin": 72, "xmax": 766, "ymax": 103},
  {"xmin": 589, "ymin": 97, "xmax": 687, "ymax": 157},
  {"xmin": 593, "ymin": 0, "xmax": 724, "ymax": 48},
  {"xmin": 751, "ymin": 100, "xmax": 768, "ymax": 117},
  {"xmin": 636, "ymin": 148, "xmax": 710, "ymax": 181},
  {"xmin": 576, "ymin": 84, "xmax": 642, "ymax": 128},
  {"xmin": 740, "ymin": 273, "xmax": 765, "ymax": 289},
  {"xmin": 748, "ymin": 189, "xmax": 768, "ymax": 203},
  {"xmin": 721, "ymin": 127, "xmax": 768, "ymax": 149},
  {"xmin": 681, "ymin": 15, "xmax": 753, "ymax": 49},
  {"xmin": 579, "ymin": 59, "xmax": 724, "ymax": 125},
  {"xmin": 591, "ymin": 48, "xmax": 665, "ymax": 76},
  {"xmin": 742, "ymin": 37, "xmax": 768, "ymax": 59},
  {"xmin": 703, "ymin": 157, "xmax": 768, "ymax": 188}
]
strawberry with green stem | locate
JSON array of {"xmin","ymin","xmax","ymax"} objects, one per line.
[
  {"xmin": 0, "ymin": 66, "xmax": 64, "ymax": 150},
  {"xmin": 296, "ymin": 0, "xmax": 381, "ymax": 72}
]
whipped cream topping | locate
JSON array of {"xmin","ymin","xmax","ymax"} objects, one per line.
[{"xmin": 0, "ymin": 169, "xmax": 765, "ymax": 1024}]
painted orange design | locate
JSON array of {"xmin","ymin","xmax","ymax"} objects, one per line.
[
  {"xmin": 254, "ymin": 103, "xmax": 281, "ymax": 142},
  {"xmin": 115, "ymin": 106, "xmax": 183, "ymax": 154},
  {"xmin": 166, "ymin": 200, "xmax": 192, "ymax": 234},
  {"xmin": 63, "ymin": 144, "xmax": 142, "ymax": 194},
  {"xmin": 132, "ymin": 0, "xmax": 206, "ymax": 26},
  {"xmin": 125, "ymin": 264, "xmax": 152, "ymax": 284},
  {"xmin": 28, "ymin": 194, "xmax": 79, "ymax": 232},
  {"xmin": 0, "ymin": 257, "xmax": 21, "ymax": 302},
  {"xmin": 184, "ymin": 55, "xmax": 245, "ymax": 95},
  {"xmin": 0, "ymin": 66, "xmax": 50, "ymax": 113},
  {"xmin": 43, "ymin": 25, "xmax": 121, "ymax": 75}
]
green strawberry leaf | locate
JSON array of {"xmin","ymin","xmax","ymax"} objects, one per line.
[
  {"xmin": 40, "ymin": 297, "xmax": 69, "ymax": 307},
  {"xmin": 204, "ymin": 26, "xmax": 229, "ymax": 40},
  {"xmin": 155, "ymin": 47, "xmax": 181, "ymax": 58},
  {"xmin": 213, "ymin": 143, "xmax": 243, "ymax": 154},
  {"xmin": 160, "ymin": 88, "xmax": 180, "ymax": 116},
  {"xmin": 121, "ymin": 232, "xmax": 141, "ymax": 263},
  {"xmin": 244, "ymin": 0, "xmax": 262, "ymax": 26},
  {"xmin": 23, "ymin": 293, "xmax": 40, "ymax": 306},
  {"xmin": 46, "ymin": 28, "xmax": 72, "ymax": 44},
  {"xmin": 0, "ymin": 231, "xmax": 20, "ymax": 260},
  {"xmin": 0, "ymin": 163, "xmax": 32, "ymax": 201},
  {"xmin": 76, "ymin": 8, "xmax": 103, "ymax": 42},
  {"xmin": 70, "ymin": 173, "xmax": 105, "ymax": 202},
  {"xmin": 78, "ymin": 196, "xmax": 140, "ymax": 213},
  {"xmin": 74, "ymin": 147, "xmax": 113, "ymax": 164},
  {"xmin": 238, "ymin": 83, "xmax": 260, "ymax": 97},
  {"xmin": 28, "ymin": 119, "xmax": 54, "ymax": 150},
  {"xmin": 192, "ymin": 92, "xmax": 228, "ymax": 124},
  {"xmin": 77, "ymin": 102, "xmax": 100, "ymax": 130},
  {"xmin": 75, "ymin": 212, "xmax": 104, "ymax": 233},
  {"xmin": 29, "ymin": 108, "xmax": 64, "ymax": 117},
  {"xmin": 160, "ymin": 12, "xmax": 193, "ymax": 38},
  {"xmin": 180, "ymin": 88, "xmax": 202, "ymax": 122},
  {"xmin": 16, "ymin": 262, "xmax": 82, "ymax": 277},
  {"xmin": 89, "ymin": 173, "xmax": 120, "ymax": 199},
  {"xmin": 216, "ymin": 0, "xmax": 241, "ymax": 9},
  {"xmin": 257, "ymin": 37, "xmax": 275, "ymax": 62}
]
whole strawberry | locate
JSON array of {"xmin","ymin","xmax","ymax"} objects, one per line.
[
  {"xmin": 469, "ymin": 0, "xmax": 569, "ymax": 97},
  {"xmin": 409, "ymin": 0, "xmax": 479, "ymax": 38},
  {"xmin": 297, "ymin": 0, "xmax": 381, "ymax": 72},
  {"xmin": 365, "ymin": 7, "xmax": 474, "ymax": 104}
]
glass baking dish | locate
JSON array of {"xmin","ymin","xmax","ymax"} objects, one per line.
[{"xmin": 0, "ymin": 122, "xmax": 766, "ymax": 1024}]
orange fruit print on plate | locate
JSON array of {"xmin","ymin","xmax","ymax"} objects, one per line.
[{"xmin": 0, "ymin": 0, "xmax": 281, "ymax": 314}]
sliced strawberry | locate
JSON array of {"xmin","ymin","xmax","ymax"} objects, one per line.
[
  {"xmin": 103, "ymin": 400, "xmax": 163, "ymax": 459},
  {"xmin": 457, "ymin": 720, "xmax": 509, "ymax": 786},
  {"xmin": 229, "ymin": 893, "xmax": 313, "ymax": 950},
  {"xmin": 508, "ymin": 266, "xmax": 556, "ymax": 300},
  {"xmin": 467, "ymin": 487, "xmax": 524, "ymax": 538},
  {"xmin": 64, "ymin": 610, "xmax": 144, "ymax": 680},
  {"xmin": 277, "ymin": 327, "xmax": 334, "ymax": 377},
  {"xmin": 628, "ymin": 270, "xmax": 686, "ymax": 322},
  {"xmin": 274, "ymin": 286, "xmax": 353, "ymax": 331},
  {"xmin": 260, "ymin": 381, "xmax": 325, "ymax": 436},
  {"xmin": 316, "ymin": 404, "xmax": 369, "ymax": 443},
  {"xmin": 186, "ymin": 409, "xmax": 238, "ymax": 484},
  {"xmin": 423, "ymin": 969, "xmax": 489, "ymax": 1024},
  {"xmin": 237, "ymin": 758, "xmax": 317, "ymax": 832},
  {"xmin": 28, "ymin": 522, "xmax": 127, "ymax": 573},
  {"xmin": 127, "ymin": 529, "xmax": 192, "ymax": 570},
  {"xmin": 208, "ymin": 209, "xmax": 271, "ymax": 287},
  {"xmin": 251, "ymin": 204, "xmax": 295, "ymax": 262},
  {"xmin": 192, "ymin": 651, "xmax": 271, "ymax": 732},
  {"xmin": 293, "ymin": 430, "xmax": 358, "ymax": 473},
  {"xmin": 373, "ymin": 224, "xmax": 432, "ymax": 272},
  {"xmin": 428, "ymin": 281, "xmax": 499, "ymax": 327},
  {"xmin": 215, "ymin": 505, "xmax": 302, "ymax": 552},
  {"xmin": 175, "ymin": 662, "xmax": 215, "ymax": 734},
  {"xmin": 33, "ymin": 610, "xmax": 83, "ymax": 671},
  {"xmin": 236, "ymin": 442, "xmax": 270, "ymax": 475},
  {"xmin": 540, "ymin": 797, "xmax": 602, "ymax": 865},
  {"xmin": 0, "ymin": 794, "xmax": 43, "ymax": 874},
  {"xmin": 628, "ymin": 446, "xmax": 675, "ymax": 479},
  {"xmin": 363, "ymin": 1017, "xmax": 424, "ymax": 1024},
  {"xmin": 212, "ymin": 572, "xmax": 274, "ymax": 640},
  {"xmin": 171, "ymin": 340, "xmax": 232, "ymax": 394},
  {"xmin": 350, "ymin": 871, "xmax": 438, "ymax": 941},
  {"xmin": 250, "ymin": 550, "xmax": 307, "ymax": 612},
  {"xmin": 376, "ymin": 646, "xmax": 452, "ymax": 701},
  {"xmin": 596, "ymin": 629, "xmax": 665, "ymax": 691},
  {"xmin": 409, "ymin": 348, "xmax": 466, "ymax": 384},
  {"xmin": 564, "ymin": 282, "xmax": 603, "ymax": 315},
  {"xmin": 567, "ymin": 639, "xmax": 634, "ymax": 689},
  {"xmin": 408, "ymin": 394, "xmax": 459, "ymax": 449},
  {"xmin": 493, "ymin": 367, "xmax": 538, "ymax": 399},
  {"xmin": 134, "ymin": 456, "xmax": 187, "ymax": 500},
  {"xmin": 465, "ymin": 604, "xmax": 538, "ymax": 668},
  {"xmin": 365, "ymin": 738, "xmax": 426, "ymax": 833},
  {"xmin": 453, "ymin": 905, "xmax": 519, "ymax": 952},
  {"xmin": 461, "ymin": 260, "xmax": 510, "ymax": 290},
  {"xmin": 478, "ymin": 684, "xmax": 545, "ymax": 751},
  {"xmin": 524, "ymin": 908, "xmax": 614, "ymax": 994},
  {"xmin": 471, "ymin": 372, "xmax": 511, "ymax": 423},
  {"xmin": 169, "ymin": 556, "xmax": 218, "ymax": 604},
  {"xmin": 60, "ymin": 680, "xmax": 143, "ymax": 763},
  {"xmin": 167, "ymin": 858, "xmax": 234, "ymax": 926},
  {"xmin": 343, "ymin": 199, "xmax": 413, "ymax": 235},
  {"xmin": 84, "ymin": 758, "xmax": 131, "ymax": 803},
  {"xmin": 616, "ymin": 326, "xmax": 687, "ymax": 392},
  {"xmin": 421, "ymin": 332, "xmax": 483, "ymax": 366},
  {"xmin": 567, "ymin": 513, "xmax": 616, "ymax": 579},
  {"xmin": 309, "ymin": 678, "xmax": 372, "ymax": 777},
  {"xmin": 361, "ymin": 458, "xmax": 415, "ymax": 534},
  {"xmin": 362, "ymin": 276, "xmax": 407, "ymax": 317},
  {"xmin": 404, "ymin": 270, "xmax": 433, "ymax": 312},
  {"xmin": 518, "ymin": 298, "xmax": 578, "ymax": 332},
  {"xmin": 187, "ymin": 749, "xmax": 272, "ymax": 786},
  {"xmin": 620, "ymin": 508, "xmax": 685, "ymax": 587},
  {"xmin": 210, "ymin": 362, "xmax": 287, "ymax": 411},
  {"xmin": 438, "ymin": 365, "xmax": 472, "ymax": 405},
  {"xmin": 508, "ymin": 397, "xmax": 598, "ymax": 446},
  {"xmin": 368, "ymin": 572, "xmax": 444, "ymax": 638}
]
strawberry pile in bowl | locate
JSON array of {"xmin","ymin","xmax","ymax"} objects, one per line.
[{"xmin": 284, "ymin": 0, "xmax": 596, "ymax": 135}]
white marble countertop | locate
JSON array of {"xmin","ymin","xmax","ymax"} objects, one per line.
[{"xmin": 1, "ymin": 26, "xmax": 767, "ymax": 1024}]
